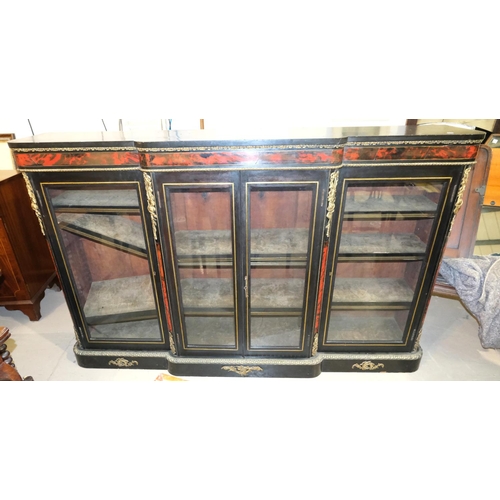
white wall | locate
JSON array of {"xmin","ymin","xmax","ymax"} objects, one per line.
[{"xmin": 0, "ymin": 118, "xmax": 409, "ymax": 139}]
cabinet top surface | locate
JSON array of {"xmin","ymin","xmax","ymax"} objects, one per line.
[{"xmin": 8, "ymin": 124, "xmax": 485, "ymax": 149}]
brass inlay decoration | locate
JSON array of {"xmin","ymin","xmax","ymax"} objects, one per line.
[
  {"xmin": 143, "ymin": 172, "xmax": 158, "ymax": 240},
  {"xmin": 352, "ymin": 361, "xmax": 385, "ymax": 371},
  {"xmin": 138, "ymin": 144, "xmax": 344, "ymax": 152},
  {"xmin": 449, "ymin": 166, "xmax": 472, "ymax": 231},
  {"xmin": 413, "ymin": 328, "xmax": 423, "ymax": 350},
  {"xmin": 109, "ymin": 358, "xmax": 139, "ymax": 367},
  {"xmin": 345, "ymin": 139, "xmax": 482, "ymax": 146},
  {"xmin": 344, "ymin": 161, "xmax": 476, "ymax": 168},
  {"xmin": 453, "ymin": 166, "xmax": 472, "ymax": 215},
  {"xmin": 311, "ymin": 333, "xmax": 319, "ymax": 356},
  {"xmin": 169, "ymin": 331, "xmax": 177, "ymax": 355},
  {"xmin": 145, "ymin": 165, "xmax": 342, "ymax": 173},
  {"xmin": 22, "ymin": 173, "xmax": 45, "ymax": 235},
  {"xmin": 12, "ymin": 147, "xmax": 137, "ymax": 152},
  {"xmin": 222, "ymin": 365, "xmax": 263, "ymax": 376},
  {"xmin": 325, "ymin": 170, "xmax": 339, "ymax": 238},
  {"xmin": 18, "ymin": 167, "xmax": 139, "ymax": 173}
]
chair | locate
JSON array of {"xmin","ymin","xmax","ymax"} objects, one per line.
[{"xmin": 0, "ymin": 327, "xmax": 33, "ymax": 381}]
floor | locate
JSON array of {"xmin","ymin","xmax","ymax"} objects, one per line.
[{"xmin": 2, "ymin": 287, "xmax": 500, "ymax": 381}]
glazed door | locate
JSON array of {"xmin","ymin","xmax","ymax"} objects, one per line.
[
  {"xmin": 158, "ymin": 172, "xmax": 242, "ymax": 355},
  {"xmin": 319, "ymin": 168, "xmax": 461, "ymax": 352},
  {"xmin": 158, "ymin": 170, "xmax": 326, "ymax": 357},
  {"xmin": 34, "ymin": 172, "xmax": 168, "ymax": 350},
  {"xmin": 242, "ymin": 171, "xmax": 326, "ymax": 356}
]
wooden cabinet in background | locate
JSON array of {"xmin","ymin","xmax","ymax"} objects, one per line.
[
  {"xmin": 484, "ymin": 135, "xmax": 500, "ymax": 207},
  {"xmin": 0, "ymin": 171, "xmax": 59, "ymax": 320}
]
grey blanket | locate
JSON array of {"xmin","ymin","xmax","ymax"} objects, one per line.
[{"xmin": 439, "ymin": 256, "xmax": 500, "ymax": 349}]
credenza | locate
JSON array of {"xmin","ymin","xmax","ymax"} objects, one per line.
[{"xmin": 8, "ymin": 125, "xmax": 485, "ymax": 376}]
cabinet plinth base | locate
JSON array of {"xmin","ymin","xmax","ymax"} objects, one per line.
[{"xmin": 73, "ymin": 344, "xmax": 422, "ymax": 376}]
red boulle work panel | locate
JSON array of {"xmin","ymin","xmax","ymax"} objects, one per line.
[{"xmin": 9, "ymin": 125, "xmax": 485, "ymax": 376}]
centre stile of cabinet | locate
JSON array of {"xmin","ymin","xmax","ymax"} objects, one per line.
[{"xmin": 9, "ymin": 125, "xmax": 484, "ymax": 377}]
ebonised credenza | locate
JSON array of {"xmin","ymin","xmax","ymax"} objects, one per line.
[{"xmin": 8, "ymin": 125, "xmax": 485, "ymax": 377}]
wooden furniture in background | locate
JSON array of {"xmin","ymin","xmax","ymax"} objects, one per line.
[
  {"xmin": 433, "ymin": 145, "xmax": 492, "ymax": 299},
  {"xmin": 0, "ymin": 326, "xmax": 32, "ymax": 381},
  {"xmin": 483, "ymin": 134, "xmax": 500, "ymax": 207},
  {"xmin": 0, "ymin": 170, "xmax": 59, "ymax": 320}
]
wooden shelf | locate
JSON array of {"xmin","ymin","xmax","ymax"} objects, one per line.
[
  {"xmin": 183, "ymin": 316, "xmax": 302, "ymax": 349},
  {"xmin": 332, "ymin": 278, "xmax": 414, "ymax": 306},
  {"xmin": 327, "ymin": 315, "xmax": 404, "ymax": 342},
  {"xmin": 250, "ymin": 316, "xmax": 302, "ymax": 348},
  {"xmin": 176, "ymin": 229, "xmax": 427, "ymax": 265},
  {"xmin": 180, "ymin": 277, "xmax": 305, "ymax": 311},
  {"xmin": 339, "ymin": 232, "xmax": 426, "ymax": 257},
  {"xmin": 52, "ymin": 189, "xmax": 140, "ymax": 213},
  {"xmin": 57, "ymin": 213, "xmax": 147, "ymax": 257},
  {"xmin": 83, "ymin": 275, "xmax": 157, "ymax": 325},
  {"xmin": 89, "ymin": 319, "xmax": 162, "ymax": 341},
  {"xmin": 184, "ymin": 316, "xmax": 237, "ymax": 347},
  {"xmin": 176, "ymin": 228, "xmax": 309, "ymax": 256},
  {"xmin": 344, "ymin": 194, "xmax": 438, "ymax": 214}
]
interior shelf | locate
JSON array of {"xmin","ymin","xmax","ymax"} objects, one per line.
[
  {"xmin": 180, "ymin": 277, "xmax": 305, "ymax": 311},
  {"xmin": 250, "ymin": 316, "xmax": 302, "ymax": 348},
  {"xmin": 339, "ymin": 233, "xmax": 427, "ymax": 257},
  {"xmin": 176, "ymin": 228, "xmax": 309, "ymax": 266},
  {"xmin": 182, "ymin": 316, "xmax": 302, "ymax": 348},
  {"xmin": 332, "ymin": 278, "xmax": 415, "ymax": 306},
  {"xmin": 83, "ymin": 275, "xmax": 157, "ymax": 325},
  {"xmin": 57, "ymin": 213, "xmax": 147, "ymax": 257},
  {"xmin": 327, "ymin": 315, "xmax": 404, "ymax": 342},
  {"xmin": 344, "ymin": 194, "xmax": 437, "ymax": 215},
  {"xmin": 89, "ymin": 318, "xmax": 162, "ymax": 341},
  {"xmin": 52, "ymin": 189, "xmax": 140, "ymax": 212},
  {"xmin": 184, "ymin": 316, "xmax": 237, "ymax": 347}
]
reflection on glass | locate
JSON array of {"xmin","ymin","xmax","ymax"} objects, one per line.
[
  {"xmin": 169, "ymin": 186, "xmax": 237, "ymax": 348},
  {"xmin": 327, "ymin": 180, "xmax": 445, "ymax": 344},
  {"xmin": 47, "ymin": 186, "xmax": 162, "ymax": 342},
  {"xmin": 248, "ymin": 185, "xmax": 314, "ymax": 349}
]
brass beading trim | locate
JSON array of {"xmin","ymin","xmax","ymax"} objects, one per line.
[
  {"xmin": 11, "ymin": 147, "xmax": 137, "ymax": 153},
  {"xmin": 143, "ymin": 172, "xmax": 158, "ymax": 240},
  {"xmin": 21, "ymin": 173, "xmax": 45, "ymax": 235},
  {"xmin": 325, "ymin": 170, "xmax": 339, "ymax": 238}
]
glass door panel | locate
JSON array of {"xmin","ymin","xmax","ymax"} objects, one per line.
[
  {"xmin": 247, "ymin": 183, "xmax": 316, "ymax": 351},
  {"xmin": 166, "ymin": 185, "xmax": 237, "ymax": 349},
  {"xmin": 327, "ymin": 179, "xmax": 446, "ymax": 345},
  {"xmin": 45, "ymin": 184, "xmax": 163, "ymax": 343}
]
